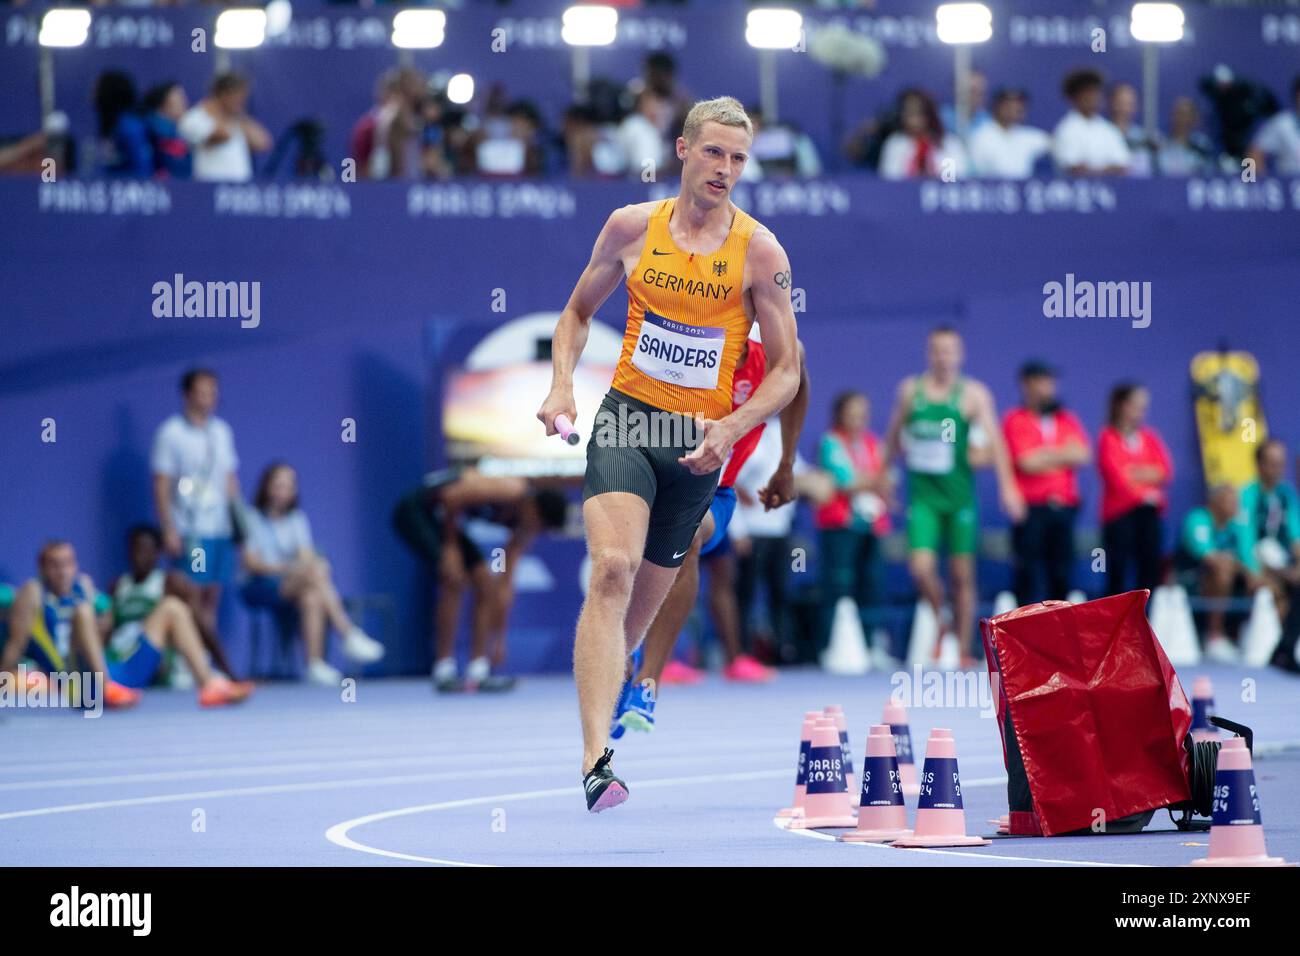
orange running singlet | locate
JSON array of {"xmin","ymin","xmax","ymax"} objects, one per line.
[{"xmin": 611, "ymin": 198, "xmax": 761, "ymax": 420}]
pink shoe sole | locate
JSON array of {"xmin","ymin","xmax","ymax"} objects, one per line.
[{"xmin": 590, "ymin": 783, "xmax": 629, "ymax": 813}]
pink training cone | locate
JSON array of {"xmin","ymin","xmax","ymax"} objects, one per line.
[
  {"xmin": 823, "ymin": 706, "xmax": 858, "ymax": 808},
  {"xmin": 882, "ymin": 699, "xmax": 920, "ymax": 797},
  {"xmin": 1190, "ymin": 676, "xmax": 1218, "ymax": 743},
  {"xmin": 1191, "ymin": 736, "xmax": 1292, "ymax": 867},
  {"xmin": 892, "ymin": 728, "xmax": 991, "ymax": 848},
  {"xmin": 840, "ymin": 724, "xmax": 913, "ymax": 843},
  {"xmin": 788, "ymin": 718, "xmax": 859, "ymax": 829},
  {"xmin": 778, "ymin": 711, "xmax": 823, "ymax": 819}
]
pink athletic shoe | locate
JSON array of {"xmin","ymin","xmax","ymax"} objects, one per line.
[
  {"xmin": 722, "ymin": 654, "xmax": 776, "ymax": 683},
  {"xmin": 659, "ymin": 659, "xmax": 705, "ymax": 685}
]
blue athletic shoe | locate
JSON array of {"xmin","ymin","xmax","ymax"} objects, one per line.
[
  {"xmin": 609, "ymin": 647, "xmax": 644, "ymax": 740},
  {"xmin": 618, "ymin": 678, "xmax": 656, "ymax": 735}
]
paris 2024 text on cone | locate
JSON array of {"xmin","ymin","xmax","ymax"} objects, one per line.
[
  {"xmin": 892, "ymin": 728, "xmax": 991, "ymax": 848},
  {"xmin": 778, "ymin": 711, "xmax": 822, "ymax": 819},
  {"xmin": 788, "ymin": 718, "xmax": 859, "ymax": 829},
  {"xmin": 1190, "ymin": 736, "xmax": 1292, "ymax": 867},
  {"xmin": 840, "ymin": 724, "xmax": 913, "ymax": 843},
  {"xmin": 882, "ymin": 698, "xmax": 920, "ymax": 797},
  {"xmin": 824, "ymin": 705, "xmax": 858, "ymax": 809}
]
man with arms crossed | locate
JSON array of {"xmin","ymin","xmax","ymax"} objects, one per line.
[{"xmin": 537, "ymin": 97, "xmax": 800, "ymax": 813}]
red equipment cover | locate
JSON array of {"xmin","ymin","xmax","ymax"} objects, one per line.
[{"xmin": 979, "ymin": 591, "xmax": 1193, "ymax": 836}]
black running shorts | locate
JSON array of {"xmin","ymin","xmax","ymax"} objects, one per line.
[{"xmin": 582, "ymin": 388, "xmax": 720, "ymax": 568}]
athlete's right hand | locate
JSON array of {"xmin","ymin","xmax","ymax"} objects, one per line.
[{"xmin": 536, "ymin": 390, "xmax": 577, "ymax": 437}]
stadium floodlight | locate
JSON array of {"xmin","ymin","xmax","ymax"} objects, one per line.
[
  {"xmin": 391, "ymin": 9, "xmax": 446, "ymax": 50},
  {"xmin": 561, "ymin": 5, "xmax": 618, "ymax": 47},
  {"xmin": 1130, "ymin": 3, "xmax": 1184, "ymax": 43},
  {"xmin": 744, "ymin": 9, "xmax": 803, "ymax": 125},
  {"xmin": 215, "ymin": 9, "xmax": 267, "ymax": 49},
  {"xmin": 936, "ymin": 3, "xmax": 992, "ymax": 45},
  {"xmin": 744, "ymin": 8, "xmax": 802, "ymax": 50},
  {"xmin": 447, "ymin": 73, "xmax": 475, "ymax": 106},
  {"xmin": 37, "ymin": 10, "xmax": 92, "ymax": 126},
  {"xmin": 562, "ymin": 6, "xmax": 618, "ymax": 103},
  {"xmin": 265, "ymin": 0, "xmax": 293, "ymax": 39},
  {"xmin": 38, "ymin": 9, "xmax": 91, "ymax": 48},
  {"xmin": 1131, "ymin": 4, "xmax": 1184, "ymax": 142},
  {"xmin": 936, "ymin": 4, "xmax": 992, "ymax": 141}
]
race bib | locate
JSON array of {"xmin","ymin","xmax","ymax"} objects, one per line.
[
  {"xmin": 631, "ymin": 309, "xmax": 724, "ymax": 390},
  {"xmin": 905, "ymin": 437, "xmax": 954, "ymax": 474}
]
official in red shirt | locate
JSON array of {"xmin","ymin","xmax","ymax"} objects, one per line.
[
  {"xmin": 1098, "ymin": 382, "xmax": 1174, "ymax": 596},
  {"xmin": 1003, "ymin": 361, "xmax": 1091, "ymax": 603}
]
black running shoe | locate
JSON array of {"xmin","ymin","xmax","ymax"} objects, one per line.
[
  {"xmin": 583, "ymin": 747, "xmax": 629, "ymax": 813},
  {"xmin": 434, "ymin": 674, "xmax": 467, "ymax": 694},
  {"xmin": 474, "ymin": 675, "xmax": 518, "ymax": 693}
]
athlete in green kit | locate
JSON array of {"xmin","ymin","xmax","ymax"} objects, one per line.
[{"xmin": 883, "ymin": 327, "xmax": 1024, "ymax": 667}]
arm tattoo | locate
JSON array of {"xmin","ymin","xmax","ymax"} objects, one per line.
[{"xmin": 773, "ymin": 270, "xmax": 791, "ymax": 290}]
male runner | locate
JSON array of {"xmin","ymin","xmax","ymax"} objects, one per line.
[
  {"xmin": 536, "ymin": 96, "xmax": 800, "ymax": 812},
  {"xmin": 612, "ymin": 332, "xmax": 809, "ymax": 736},
  {"xmin": 882, "ymin": 327, "xmax": 1024, "ymax": 668}
]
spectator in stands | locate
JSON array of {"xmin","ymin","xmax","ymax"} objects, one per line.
[
  {"xmin": 240, "ymin": 462, "xmax": 385, "ymax": 686},
  {"xmin": 93, "ymin": 70, "xmax": 153, "ymax": 178},
  {"xmin": 1157, "ymin": 97, "xmax": 1214, "ymax": 176},
  {"xmin": 1098, "ymin": 383, "xmax": 1173, "ymax": 597},
  {"xmin": 941, "ymin": 68, "xmax": 991, "ymax": 139},
  {"xmin": 1108, "ymin": 82, "xmax": 1155, "ymax": 176},
  {"xmin": 1003, "ymin": 361, "xmax": 1091, "ymax": 603},
  {"xmin": 1053, "ymin": 68, "xmax": 1130, "ymax": 176},
  {"xmin": 391, "ymin": 468, "xmax": 568, "ymax": 693},
  {"xmin": 105, "ymin": 526, "xmax": 251, "ymax": 705},
  {"xmin": 0, "ymin": 541, "xmax": 139, "ymax": 709},
  {"xmin": 151, "ymin": 368, "xmax": 240, "ymax": 648},
  {"xmin": 1176, "ymin": 484, "xmax": 1260, "ymax": 663},
  {"xmin": 814, "ymin": 392, "xmax": 892, "ymax": 661},
  {"xmin": 476, "ymin": 98, "xmax": 547, "ymax": 177},
  {"xmin": 1247, "ymin": 75, "xmax": 1300, "ymax": 177},
  {"xmin": 616, "ymin": 89, "xmax": 671, "ymax": 179},
  {"xmin": 142, "ymin": 81, "xmax": 192, "ymax": 179},
  {"xmin": 1238, "ymin": 439, "xmax": 1300, "ymax": 669},
  {"xmin": 878, "ymin": 88, "xmax": 966, "ymax": 180},
  {"xmin": 746, "ymin": 107, "xmax": 822, "ymax": 180},
  {"xmin": 178, "ymin": 71, "xmax": 271, "ymax": 182},
  {"xmin": 417, "ymin": 94, "xmax": 455, "ymax": 180},
  {"xmin": 624, "ymin": 51, "xmax": 692, "ymax": 136},
  {"xmin": 350, "ymin": 68, "xmax": 403, "ymax": 179},
  {"xmin": 968, "ymin": 88, "xmax": 1051, "ymax": 179}
]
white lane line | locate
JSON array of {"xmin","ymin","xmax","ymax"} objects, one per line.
[
  {"xmin": 0, "ymin": 741, "xmax": 802, "ymax": 792},
  {"xmin": 324, "ymin": 769, "xmax": 793, "ymax": 867}
]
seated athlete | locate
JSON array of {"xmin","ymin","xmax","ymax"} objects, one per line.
[
  {"xmin": 105, "ymin": 526, "xmax": 252, "ymax": 705},
  {"xmin": 0, "ymin": 540, "xmax": 244, "ymax": 709},
  {"xmin": 611, "ymin": 332, "xmax": 809, "ymax": 736},
  {"xmin": 392, "ymin": 468, "xmax": 569, "ymax": 692}
]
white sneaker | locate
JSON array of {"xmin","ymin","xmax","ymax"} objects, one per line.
[
  {"xmin": 342, "ymin": 627, "xmax": 385, "ymax": 664},
  {"xmin": 307, "ymin": 659, "xmax": 343, "ymax": 686},
  {"xmin": 936, "ymin": 633, "xmax": 962, "ymax": 671},
  {"xmin": 1205, "ymin": 635, "xmax": 1241, "ymax": 665}
]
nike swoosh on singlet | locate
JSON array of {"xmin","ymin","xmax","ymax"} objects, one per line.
[
  {"xmin": 651, "ymin": 248, "xmax": 674, "ymax": 256},
  {"xmin": 673, "ymin": 549, "xmax": 689, "ymax": 559}
]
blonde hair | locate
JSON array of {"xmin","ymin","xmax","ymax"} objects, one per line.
[{"xmin": 682, "ymin": 96, "xmax": 753, "ymax": 143}]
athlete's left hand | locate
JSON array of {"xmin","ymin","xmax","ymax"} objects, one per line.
[
  {"xmin": 679, "ymin": 418, "xmax": 736, "ymax": 475},
  {"xmin": 758, "ymin": 463, "xmax": 796, "ymax": 510}
]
